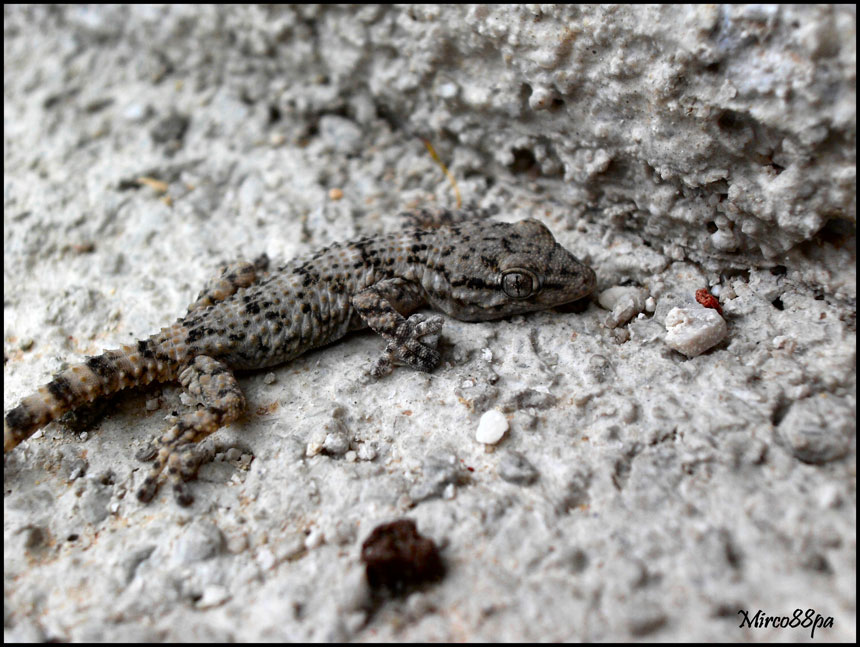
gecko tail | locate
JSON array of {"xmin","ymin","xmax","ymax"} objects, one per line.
[{"xmin": 4, "ymin": 339, "xmax": 178, "ymax": 453}]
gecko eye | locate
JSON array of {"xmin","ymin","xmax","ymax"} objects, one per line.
[{"xmin": 501, "ymin": 269, "xmax": 539, "ymax": 299}]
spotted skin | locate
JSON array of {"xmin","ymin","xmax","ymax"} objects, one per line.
[{"xmin": 4, "ymin": 209, "xmax": 597, "ymax": 505}]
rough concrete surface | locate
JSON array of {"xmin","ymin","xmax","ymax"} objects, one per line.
[{"xmin": 3, "ymin": 5, "xmax": 855, "ymax": 642}]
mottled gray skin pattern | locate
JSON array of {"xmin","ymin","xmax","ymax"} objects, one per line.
[{"xmin": 4, "ymin": 210, "xmax": 596, "ymax": 505}]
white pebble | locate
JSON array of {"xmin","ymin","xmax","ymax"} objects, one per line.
[
  {"xmin": 304, "ymin": 529, "xmax": 325, "ymax": 550},
  {"xmin": 357, "ymin": 443, "xmax": 377, "ymax": 461},
  {"xmin": 306, "ymin": 441, "xmax": 324, "ymax": 457},
  {"xmin": 323, "ymin": 430, "xmax": 349, "ymax": 455},
  {"xmin": 437, "ymin": 82, "xmax": 459, "ymax": 99},
  {"xmin": 710, "ymin": 228, "xmax": 738, "ymax": 251},
  {"xmin": 476, "ymin": 409, "xmax": 509, "ymax": 444},
  {"xmin": 664, "ymin": 307, "xmax": 727, "ymax": 357},
  {"xmin": 256, "ymin": 547, "xmax": 276, "ymax": 570},
  {"xmin": 196, "ymin": 584, "xmax": 231, "ymax": 609},
  {"xmin": 598, "ymin": 286, "xmax": 647, "ymax": 328},
  {"xmin": 597, "ymin": 285, "xmax": 646, "ymax": 311}
]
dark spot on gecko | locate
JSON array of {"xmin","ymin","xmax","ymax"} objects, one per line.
[
  {"xmin": 138, "ymin": 340, "xmax": 155, "ymax": 358},
  {"xmin": 86, "ymin": 355, "xmax": 118, "ymax": 379},
  {"xmin": 6, "ymin": 405, "xmax": 34, "ymax": 432},
  {"xmin": 480, "ymin": 255, "xmax": 497, "ymax": 270},
  {"xmin": 47, "ymin": 376, "xmax": 75, "ymax": 403},
  {"xmin": 185, "ymin": 328, "xmax": 205, "ymax": 343}
]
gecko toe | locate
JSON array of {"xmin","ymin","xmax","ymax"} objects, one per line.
[
  {"xmin": 136, "ymin": 478, "xmax": 158, "ymax": 503},
  {"xmin": 135, "ymin": 442, "xmax": 158, "ymax": 462},
  {"xmin": 173, "ymin": 481, "xmax": 195, "ymax": 507}
]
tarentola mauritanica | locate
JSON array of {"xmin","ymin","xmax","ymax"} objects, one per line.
[{"xmin": 5, "ymin": 209, "xmax": 596, "ymax": 504}]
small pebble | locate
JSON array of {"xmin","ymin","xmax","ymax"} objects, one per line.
[
  {"xmin": 196, "ymin": 585, "xmax": 231, "ymax": 609},
  {"xmin": 122, "ymin": 102, "xmax": 150, "ymax": 123},
  {"xmin": 498, "ymin": 451, "xmax": 538, "ymax": 484},
  {"xmin": 324, "ymin": 430, "xmax": 350, "ymax": 455},
  {"xmin": 598, "ymin": 286, "xmax": 647, "ymax": 328},
  {"xmin": 710, "ymin": 228, "xmax": 738, "ymax": 252},
  {"xmin": 360, "ymin": 519, "xmax": 444, "ymax": 595},
  {"xmin": 145, "ymin": 398, "xmax": 159, "ymax": 411},
  {"xmin": 174, "ymin": 521, "xmax": 224, "ymax": 563},
  {"xmin": 263, "ymin": 372, "xmax": 277, "ymax": 385},
  {"xmin": 779, "ymin": 394, "xmax": 852, "ymax": 464},
  {"xmin": 318, "ymin": 115, "xmax": 363, "ymax": 155},
  {"xmin": 476, "ymin": 410, "xmax": 508, "ymax": 445},
  {"xmin": 305, "ymin": 528, "xmax": 325, "ymax": 549},
  {"xmin": 410, "ymin": 453, "xmax": 461, "ymax": 503},
  {"xmin": 357, "ymin": 443, "xmax": 377, "ymax": 461},
  {"xmin": 437, "ymin": 82, "xmax": 459, "ymax": 99},
  {"xmin": 306, "ymin": 429, "xmax": 326, "ymax": 457},
  {"xmin": 664, "ymin": 306, "xmax": 727, "ymax": 357},
  {"xmin": 612, "ymin": 328, "xmax": 630, "ymax": 343},
  {"xmin": 256, "ymin": 547, "xmax": 276, "ymax": 570}
]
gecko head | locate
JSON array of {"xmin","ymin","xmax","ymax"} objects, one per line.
[{"xmin": 426, "ymin": 219, "xmax": 596, "ymax": 321}]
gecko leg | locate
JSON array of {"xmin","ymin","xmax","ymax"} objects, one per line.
[
  {"xmin": 187, "ymin": 254, "xmax": 269, "ymax": 313},
  {"xmin": 351, "ymin": 278, "xmax": 443, "ymax": 378},
  {"xmin": 136, "ymin": 356, "xmax": 245, "ymax": 506}
]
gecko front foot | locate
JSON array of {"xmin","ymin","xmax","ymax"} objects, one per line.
[{"xmin": 370, "ymin": 313, "xmax": 444, "ymax": 379}]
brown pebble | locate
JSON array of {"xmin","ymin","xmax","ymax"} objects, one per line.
[{"xmin": 360, "ymin": 518, "xmax": 444, "ymax": 595}]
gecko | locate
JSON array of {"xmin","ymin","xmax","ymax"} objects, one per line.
[{"xmin": 4, "ymin": 209, "xmax": 596, "ymax": 505}]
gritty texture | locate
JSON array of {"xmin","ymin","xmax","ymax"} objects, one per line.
[{"xmin": 3, "ymin": 5, "xmax": 855, "ymax": 643}]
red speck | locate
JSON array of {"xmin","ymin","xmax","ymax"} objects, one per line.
[{"xmin": 695, "ymin": 288, "xmax": 723, "ymax": 315}]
